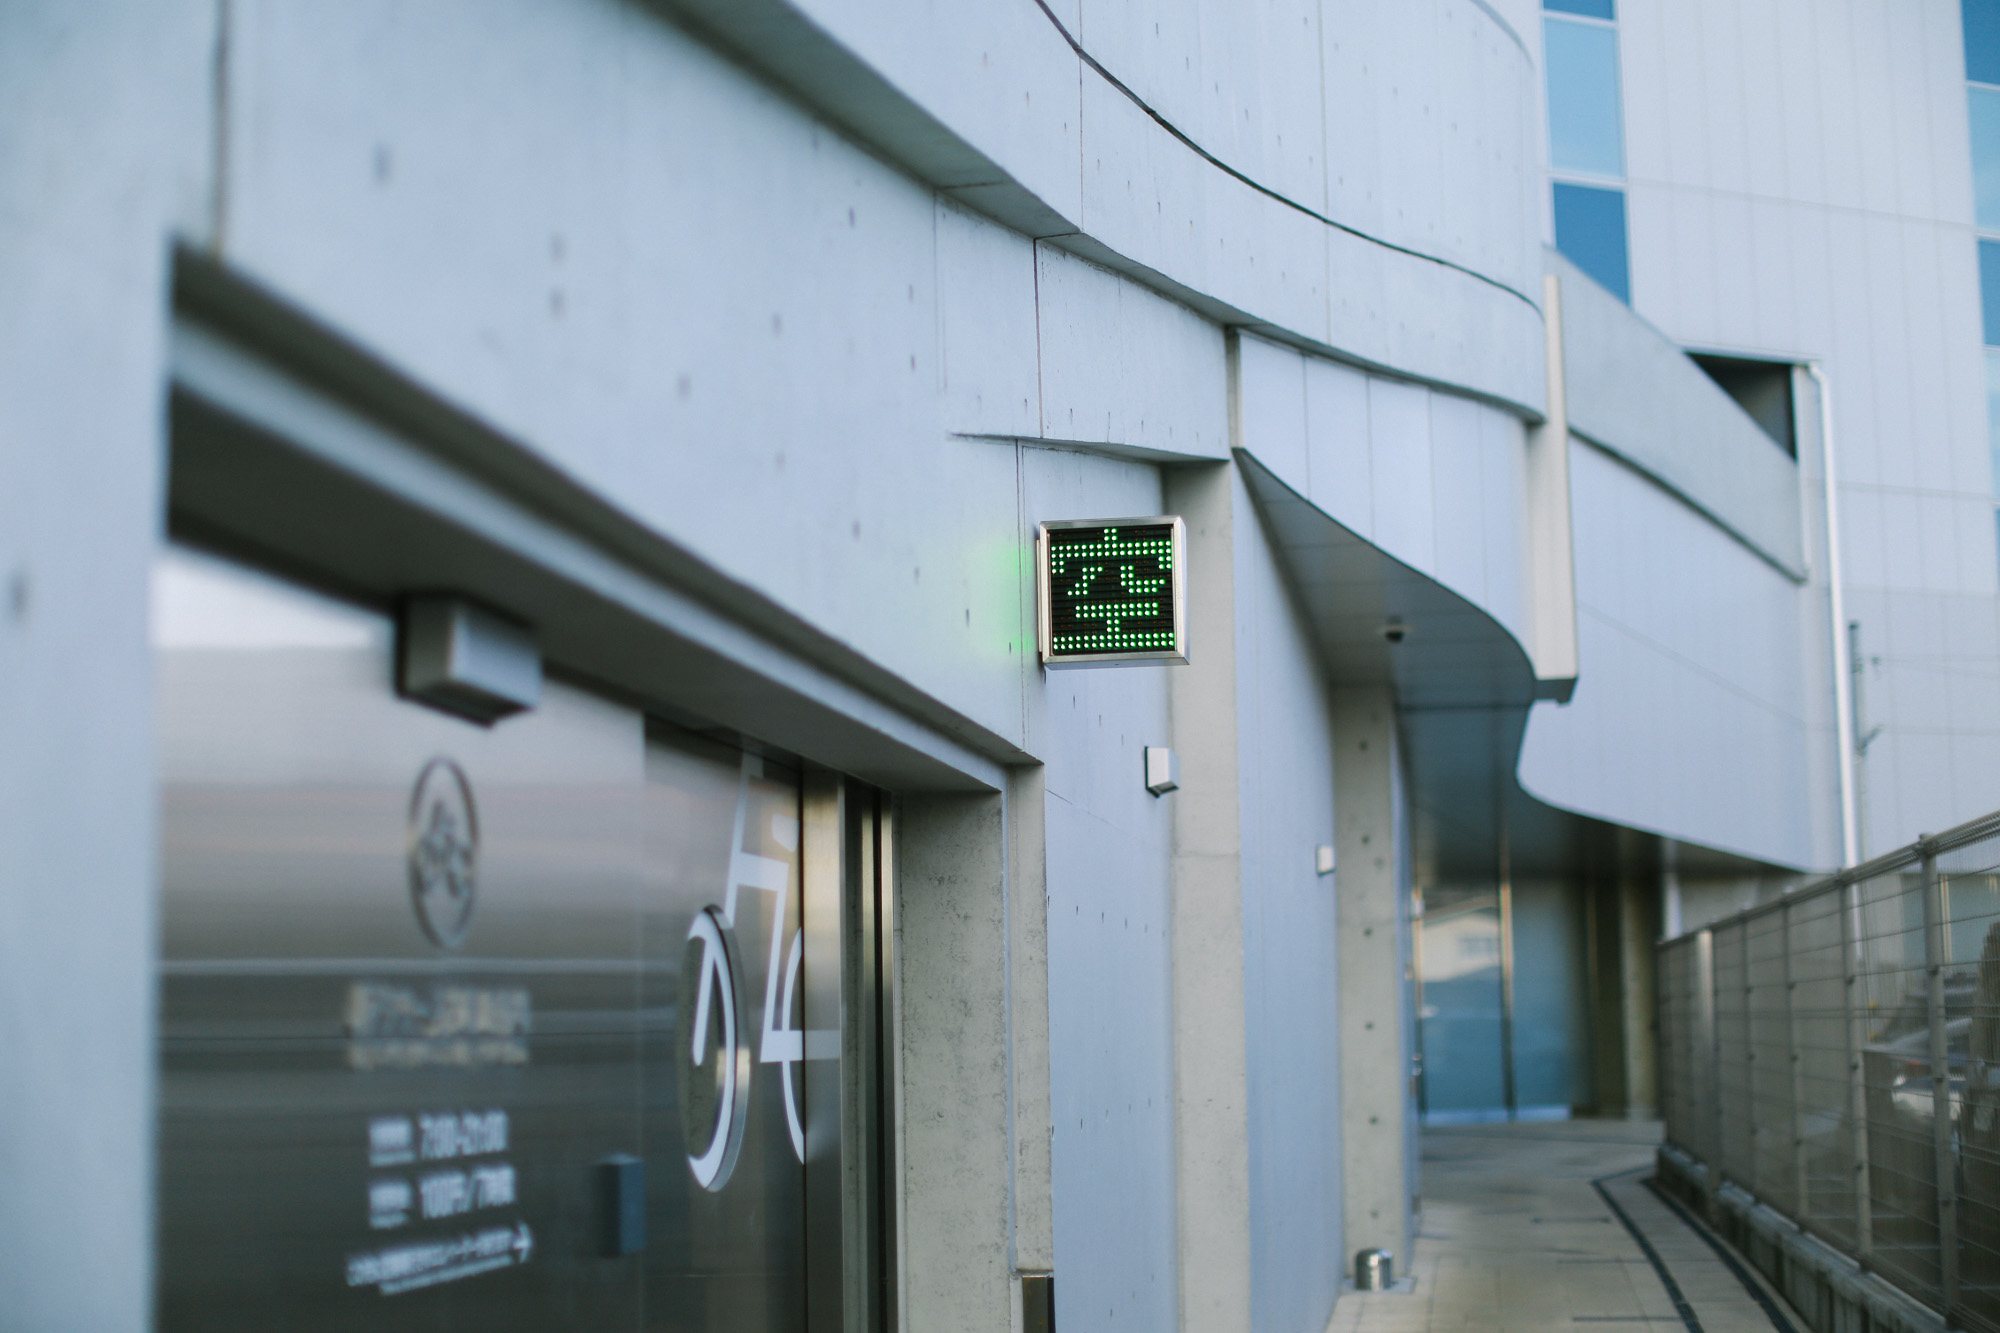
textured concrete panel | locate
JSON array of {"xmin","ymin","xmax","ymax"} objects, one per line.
[
  {"xmin": 1045, "ymin": 791, "xmax": 1178, "ymax": 1331},
  {"xmin": 1079, "ymin": 0, "xmax": 1329, "ymax": 209},
  {"xmin": 1235, "ymin": 333, "xmax": 1310, "ymax": 494},
  {"xmin": 0, "ymin": 4, "xmax": 211, "ymax": 1328},
  {"xmin": 224, "ymin": 0, "xmax": 1040, "ymax": 746},
  {"xmin": 1519, "ymin": 442, "xmax": 1813, "ymax": 867},
  {"xmin": 938, "ymin": 201, "xmax": 1041, "ymax": 439},
  {"xmin": 1035, "ymin": 246, "xmax": 1231, "ymax": 456},
  {"xmin": 898, "ymin": 793, "xmax": 1017, "ymax": 1333},
  {"xmin": 1305, "ymin": 355, "xmax": 1377, "ymax": 541},
  {"xmin": 1236, "ymin": 508, "xmax": 1344, "ymax": 1333},
  {"xmin": 1166, "ymin": 464, "xmax": 1253, "ymax": 1333}
]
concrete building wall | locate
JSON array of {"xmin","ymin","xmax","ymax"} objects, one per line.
[
  {"xmin": 1032, "ymin": 449, "xmax": 1180, "ymax": 1331},
  {"xmin": 1619, "ymin": 0, "xmax": 2000, "ymax": 851},
  {"xmin": 1234, "ymin": 479, "xmax": 1344, "ymax": 1333},
  {"xmin": 1235, "ymin": 333, "xmax": 1535, "ymax": 652},
  {"xmin": 219, "ymin": 0, "xmax": 1038, "ymax": 743},
  {"xmin": 1519, "ymin": 439, "xmax": 1816, "ymax": 868},
  {"xmin": 11, "ymin": 0, "xmax": 1990, "ymax": 1326},
  {"xmin": 0, "ymin": 4, "xmax": 211, "ymax": 1326}
]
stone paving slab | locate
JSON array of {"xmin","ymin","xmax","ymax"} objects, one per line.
[{"xmin": 1329, "ymin": 1122, "xmax": 1807, "ymax": 1333}]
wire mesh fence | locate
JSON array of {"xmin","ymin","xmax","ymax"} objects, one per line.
[{"xmin": 1659, "ymin": 810, "xmax": 2000, "ymax": 1333}]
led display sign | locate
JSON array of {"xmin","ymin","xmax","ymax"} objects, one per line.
[{"xmin": 1036, "ymin": 516, "xmax": 1189, "ymax": 668}]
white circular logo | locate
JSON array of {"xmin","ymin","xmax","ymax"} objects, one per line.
[
  {"xmin": 679, "ymin": 907, "xmax": 749, "ymax": 1191},
  {"xmin": 407, "ymin": 758, "xmax": 479, "ymax": 950}
]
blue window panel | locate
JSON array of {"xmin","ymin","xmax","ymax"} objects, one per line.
[
  {"xmin": 1983, "ymin": 239, "xmax": 2000, "ymax": 345},
  {"xmin": 1967, "ymin": 0, "xmax": 2000, "ymax": 85},
  {"xmin": 1975, "ymin": 86, "xmax": 2000, "ymax": 231},
  {"xmin": 1545, "ymin": 0, "xmax": 1614, "ymax": 17},
  {"xmin": 1545, "ymin": 18, "xmax": 1625, "ymax": 177},
  {"xmin": 1553, "ymin": 182, "xmax": 1630, "ymax": 303}
]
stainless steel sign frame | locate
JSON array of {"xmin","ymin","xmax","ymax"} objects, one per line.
[{"xmin": 1035, "ymin": 515, "xmax": 1190, "ymax": 668}]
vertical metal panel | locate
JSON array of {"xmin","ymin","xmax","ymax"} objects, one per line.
[
  {"xmin": 1746, "ymin": 908, "xmax": 1794, "ymax": 1209},
  {"xmin": 641, "ymin": 735, "xmax": 811, "ymax": 1333},
  {"xmin": 803, "ymin": 770, "xmax": 846, "ymax": 1331},
  {"xmin": 841, "ymin": 787, "xmax": 891, "ymax": 1333},
  {"xmin": 1499, "ymin": 864, "xmax": 1519, "ymax": 1117},
  {"xmin": 1671, "ymin": 934, "xmax": 1699, "ymax": 1161},
  {"xmin": 1714, "ymin": 921, "xmax": 1754, "ymax": 1189},
  {"xmin": 802, "ymin": 774, "xmax": 894, "ymax": 1333},
  {"xmin": 1923, "ymin": 847, "xmax": 1960, "ymax": 1311},
  {"xmin": 878, "ymin": 801, "xmax": 904, "ymax": 1333},
  {"xmin": 1658, "ymin": 939, "xmax": 1685, "ymax": 1150},
  {"xmin": 1845, "ymin": 878, "xmax": 1873, "ymax": 1257},
  {"xmin": 155, "ymin": 546, "xmax": 840, "ymax": 1332},
  {"xmin": 1941, "ymin": 837, "xmax": 2000, "ymax": 1330},
  {"xmin": 1415, "ymin": 898, "xmax": 1507, "ymax": 1118},
  {"xmin": 1857, "ymin": 863, "xmax": 1942, "ymax": 1302},
  {"xmin": 157, "ymin": 548, "xmax": 655, "ymax": 1331},
  {"xmin": 1696, "ymin": 928, "xmax": 1720, "ymax": 1220},
  {"xmin": 1786, "ymin": 902, "xmax": 1810, "ymax": 1222},
  {"xmin": 1021, "ymin": 1273, "xmax": 1055, "ymax": 1333},
  {"xmin": 1786, "ymin": 886, "xmax": 1849, "ymax": 1244}
]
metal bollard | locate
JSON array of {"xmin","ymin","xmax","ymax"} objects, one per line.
[{"xmin": 1355, "ymin": 1248, "xmax": 1393, "ymax": 1291}]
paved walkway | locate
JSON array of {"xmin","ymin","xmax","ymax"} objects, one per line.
[{"xmin": 1330, "ymin": 1121, "xmax": 1806, "ymax": 1333}]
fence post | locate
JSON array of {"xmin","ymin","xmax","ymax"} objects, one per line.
[
  {"xmin": 1923, "ymin": 841, "xmax": 1959, "ymax": 1312},
  {"xmin": 1845, "ymin": 876, "xmax": 1872, "ymax": 1258},
  {"xmin": 1786, "ymin": 899, "xmax": 1809, "ymax": 1220},
  {"xmin": 1745, "ymin": 930, "xmax": 1760, "ymax": 1200},
  {"xmin": 1698, "ymin": 927, "xmax": 1720, "ymax": 1222},
  {"xmin": 1656, "ymin": 938, "xmax": 1674, "ymax": 1148}
]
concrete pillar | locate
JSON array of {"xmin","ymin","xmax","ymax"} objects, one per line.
[
  {"xmin": 894, "ymin": 774, "xmax": 1056, "ymax": 1333},
  {"xmin": 1586, "ymin": 873, "xmax": 1660, "ymax": 1119},
  {"xmin": 1332, "ymin": 686, "xmax": 1413, "ymax": 1269},
  {"xmin": 896, "ymin": 791, "xmax": 1017, "ymax": 1333},
  {"xmin": 0, "ymin": 6, "xmax": 209, "ymax": 1328},
  {"xmin": 1007, "ymin": 767, "xmax": 1055, "ymax": 1285},
  {"xmin": 1527, "ymin": 272, "xmax": 1579, "ymax": 699},
  {"xmin": 1588, "ymin": 881, "xmax": 1628, "ymax": 1115},
  {"xmin": 1619, "ymin": 875, "xmax": 1660, "ymax": 1119},
  {"xmin": 1164, "ymin": 462, "xmax": 1252, "ymax": 1333}
]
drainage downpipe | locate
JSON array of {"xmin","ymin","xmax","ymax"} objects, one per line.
[{"xmin": 1809, "ymin": 362, "xmax": 1860, "ymax": 869}]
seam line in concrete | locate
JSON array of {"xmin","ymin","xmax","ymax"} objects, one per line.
[
  {"xmin": 1641, "ymin": 1176, "xmax": 1804, "ymax": 1333},
  {"xmin": 1594, "ymin": 1169, "xmax": 1705, "ymax": 1333},
  {"xmin": 1025, "ymin": 0, "xmax": 1539, "ymax": 311}
]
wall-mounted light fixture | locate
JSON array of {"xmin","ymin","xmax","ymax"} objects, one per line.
[{"xmin": 399, "ymin": 595, "xmax": 542, "ymax": 724}]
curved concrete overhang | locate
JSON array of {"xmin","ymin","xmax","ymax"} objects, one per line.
[
  {"xmin": 1550, "ymin": 251, "xmax": 1805, "ymax": 579},
  {"xmin": 1237, "ymin": 450, "xmax": 1786, "ymax": 886},
  {"xmin": 653, "ymin": 0, "xmax": 1548, "ymax": 417}
]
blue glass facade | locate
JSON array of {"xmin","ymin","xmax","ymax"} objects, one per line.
[
  {"xmin": 1553, "ymin": 182, "xmax": 1631, "ymax": 304},
  {"xmin": 1545, "ymin": 19, "xmax": 1625, "ymax": 177},
  {"xmin": 1545, "ymin": 2, "xmax": 1630, "ymax": 302}
]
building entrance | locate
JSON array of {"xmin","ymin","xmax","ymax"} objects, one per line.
[
  {"xmin": 154, "ymin": 545, "xmax": 882, "ymax": 1330},
  {"xmin": 1416, "ymin": 880, "xmax": 1592, "ymax": 1123}
]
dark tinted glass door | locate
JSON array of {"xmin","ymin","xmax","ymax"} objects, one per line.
[{"xmin": 155, "ymin": 547, "xmax": 827, "ymax": 1331}]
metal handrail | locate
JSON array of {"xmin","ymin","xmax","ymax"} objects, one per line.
[
  {"xmin": 1660, "ymin": 804, "xmax": 2000, "ymax": 947},
  {"xmin": 1657, "ymin": 807, "xmax": 2000, "ymax": 1333}
]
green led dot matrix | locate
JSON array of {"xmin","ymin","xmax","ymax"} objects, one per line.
[{"xmin": 1035, "ymin": 516, "xmax": 1189, "ymax": 668}]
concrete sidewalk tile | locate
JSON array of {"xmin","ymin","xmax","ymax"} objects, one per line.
[{"xmin": 1339, "ymin": 1121, "xmax": 1800, "ymax": 1333}]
